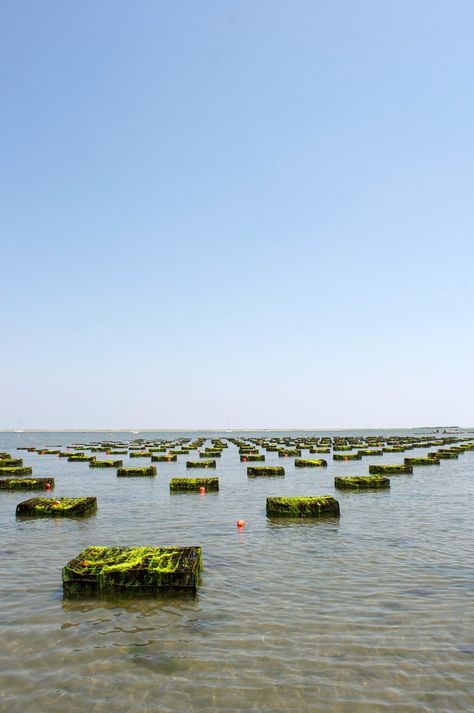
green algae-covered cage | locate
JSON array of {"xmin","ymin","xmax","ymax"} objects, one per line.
[
  {"xmin": 430, "ymin": 450, "xmax": 458, "ymax": 459},
  {"xmin": 357, "ymin": 449, "xmax": 384, "ymax": 457},
  {"xmin": 152, "ymin": 454, "xmax": 178, "ymax": 462},
  {"xmin": 278, "ymin": 449, "xmax": 302, "ymax": 457},
  {"xmin": 240, "ymin": 454, "xmax": 265, "ymax": 462},
  {"xmin": 333, "ymin": 453, "xmax": 361, "ymax": 461},
  {"xmin": 247, "ymin": 465, "xmax": 285, "ymax": 477},
  {"xmin": 89, "ymin": 460, "xmax": 123, "ymax": 468},
  {"xmin": 129, "ymin": 451, "xmax": 152, "ymax": 458},
  {"xmin": 169, "ymin": 477, "xmax": 219, "ymax": 492},
  {"xmin": 309, "ymin": 448, "xmax": 331, "ymax": 454},
  {"xmin": 117, "ymin": 466, "xmax": 157, "ymax": 477},
  {"xmin": 186, "ymin": 460, "xmax": 216, "ymax": 469},
  {"xmin": 16, "ymin": 496, "xmax": 97, "ymax": 517},
  {"xmin": 334, "ymin": 475, "xmax": 390, "ymax": 490},
  {"xmin": 294, "ymin": 459, "xmax": 327, "ymax": 468},
  {"xmin": 0, "ymin": 477, "xmax": 55, "ymax": 491},
  {"xmin": 266, "ymin": 496, "xmax": 340, "ymax": 518},
  {"xmin": 62, "ymin": 545, "xmax": 202, "ymax": 596},
  {"xmin": 0, "ymin": 458, "xmax": 23, "ymax": 468},
  {"xmin": 68, "ymin": 454, "xmax": 96, "ymax": 462},
  {"xmin": 0, "ymin": 466, "xmax": 33, "ymax": 476},
  {"xmin": 369, "ymin": 464, "xmax": 413, "ymax": 475},
  {"xmin": 404, "ymin": 457, "xmax": 440, "ymax": 466}
]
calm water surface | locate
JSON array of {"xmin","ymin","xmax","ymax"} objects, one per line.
[{"xmin": 0, "ymin": 430, "xmax": 473, "ymax": 712}]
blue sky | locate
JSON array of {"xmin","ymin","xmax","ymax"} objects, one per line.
[{"xmin": 1, "ymin": 1, "xmax": 473, "ymax": 429}]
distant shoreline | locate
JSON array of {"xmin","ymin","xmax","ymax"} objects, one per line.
[{"xmin": 0, "ymin": 426, "xmax": 468, "ymax": 433}]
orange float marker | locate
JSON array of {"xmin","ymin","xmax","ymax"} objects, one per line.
[{"xmin": 236, "ymin": 519, "xmax": 245, "ymax": 529}]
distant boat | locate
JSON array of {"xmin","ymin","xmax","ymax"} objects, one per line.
[
  {"xmin": 131, "ymin": 430, "xmax": 139, "ymax": 434},
  {"xmin": 14, "ymin": 429, "xmax": 25, "ymax": 433}
]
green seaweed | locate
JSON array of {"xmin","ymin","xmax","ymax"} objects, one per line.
[
  {"xmin": 16, "ymin": 496, "xmax": 96, "ymax": 517},
  {"xmin": 369, "ymin": 464, "xmax": 413, "ymax": 474},
  {"xmin": 0, "ymin": 466, "xmax": 33, "ymax": 476},
  {"xmin": 294, "ymin": 459, "xmax": 327, "ymax": 468},
  {"xmin": 0, "ymin": 477, "xmax": 55, "ymax": 490},
  {"xmin": 334, "ymin": 475, "xmax": 390, "ymax": 490},
  {"xmin": 62, "ymin": 545, "xmax": 202, "ymax": 595},
  {"xmin": 404, "ymin": 457, "xmax": 440, "ymax": 466},
  {"xmin": 266, "ymin": 496, "xmax": 340, "ymax": 518},
  {"xmin": 169, "ymin": 477, "xmax": 219, "ymax": 492},
  {"xmin": 117, "ymin": 466, "xmax": 157, "ymax": 477},
  {"xmin": 89, "ymin": 460, "xmax": 123, "ymax": 468},
  {"xmin": 247, "ymin": 466, "xmax": 285, "ymax": 477},
  {"xmin": 186, "ymin": 460, "xmax": 216, "ymax": 468},
  {"xmin": 333, "ymin": 453, "xmax": 361, "ymax": 461}
]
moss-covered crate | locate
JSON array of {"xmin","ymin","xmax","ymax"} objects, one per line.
[
  {"xmin": 241, "ymin": 454, "xmax": 265, "ymax": 462},
  {"xmin": 266, "ymin": 496, "xmax": 340, "ymax": 518},
  {"xmin": 0, "ymin": 477, "xmax": 55, "ymax": 491},
  {"xmin": 357, "ymin": 449, "xmax": 383, "ymax": 457},
  {"xmin": 62, "ymin": 545, "xmax": 202, "ymax": 596},
  {"xmin": 16, "ymin": 496, "xmax": 97, "ymax": 517},
  {"xmin": 309, "ymin": 448, "xmax": 331, "ymax": 454},
  {"xmin": 278, "ymin": 449, "xmax": 302, "ymax": 457},
  {"xmin": 0, "ymin": 466, "xmax": 33, "ymax": 476},
  {"xmin": 247, "ymin": 466, "xmax": 285, "ymax": 477},
  {"xmin": 152, "ymin": 454, "xmax": 177, "ymax": 462},
  {"xmin": 170, "ymin": 477, "xmax": 219, "ymax": 492},
  {"xmin": 201, "ymin": 450, "xmax": 222, "ymax": 457},
  {"xmin": 129, "ymin": 451, "xmax": 152, "ymax": 458},
  {"xmin": 334, "ymin": 476, "xmax": 390, "ymax": 490},
  {"xmin": 107, "ymin": 449, "xmax": 128, "ymax": 455},
  {"xmin": 333, "ymin": 453, "xmax": 361, "ymax": 461},
  {"xmin": 186, "ymin": 460, "xmax": 216, "ymax": 469},
  {"xmin": 90, "ymin": 460, "xmax": 123, "ymax": 468},
  {"xmin": 404, "ymin": 457, "xmax": 440, "ymax": 466},
  {"xmin": 295, "ymin": 459, "xmax": 327, "ymax": 468},
  {"xmin": 117, "ymin": 466, "xmax": 157, "ymax": 477},
  {"xmin": 369, "ymin": 464, "xmax": 413, "ymax": 475},
  {"xmin": 68, "ymin": 454, "xmax": 96, "ymax": 462},
  {"xmin": 38, "ymin": 449, "xmax": 61, "ymax": 455},
  {"xmin": 0, "ymin": 458, "xmax": 23, "ymax": 468}
]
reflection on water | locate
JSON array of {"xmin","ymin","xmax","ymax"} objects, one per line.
[{"xmin": 0, "ymin": 430, "xmax": 473, "ymax": 713}]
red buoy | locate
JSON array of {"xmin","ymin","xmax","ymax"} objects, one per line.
[
  {"xmin": 242, "ymin": 456, "xmax": 247, "ymax": 462},
  {"xmin": 45, "ymin": 483, "xmax": 51, "ymax": 490},
  {"xmin": 199, "ymin": 486, "xmax": 206, "ymax": 494},
  {"xmin": 236, "ymin": 519, "xmax": 245, "ymax": 529}
]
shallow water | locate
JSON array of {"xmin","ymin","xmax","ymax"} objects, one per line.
[{"xmin": 0, "ymin": 430, "xmax": 473, "ymax": 712}]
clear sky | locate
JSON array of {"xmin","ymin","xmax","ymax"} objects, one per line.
[{"xmin": 1, "ymin": 1, "xmax": 473, "ymax": 429}]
